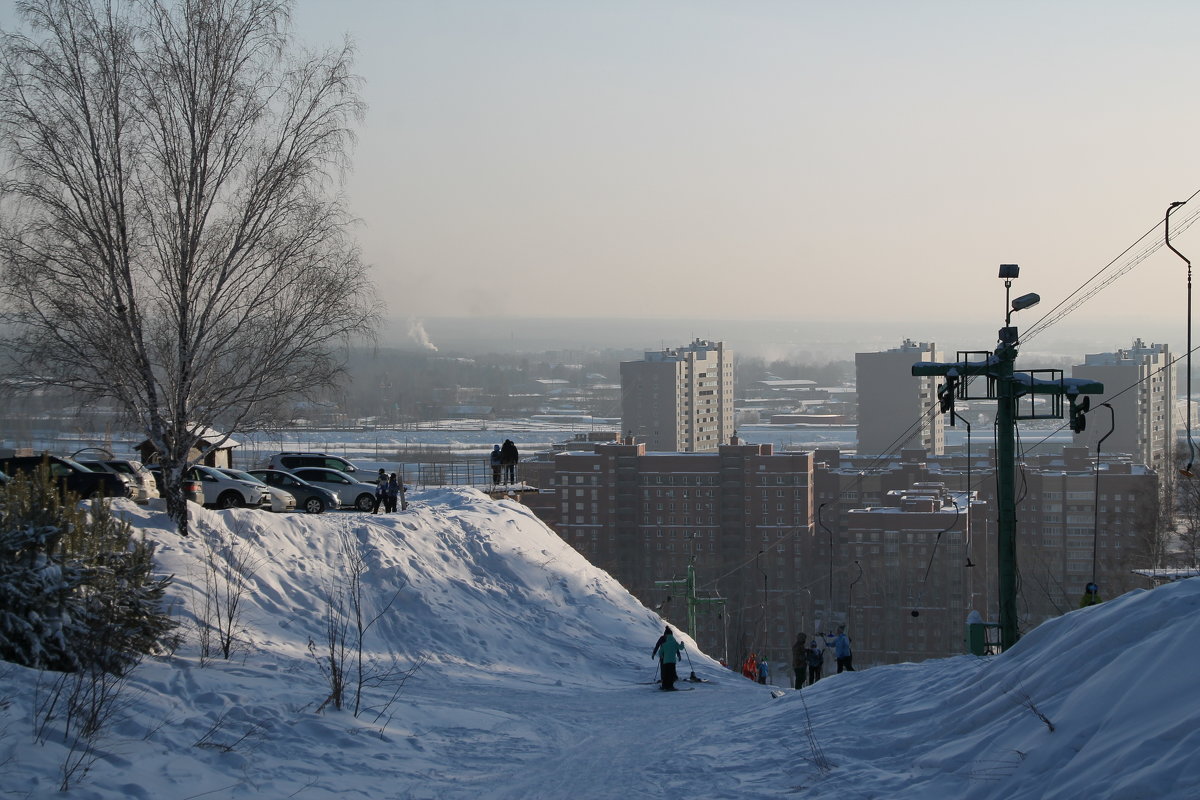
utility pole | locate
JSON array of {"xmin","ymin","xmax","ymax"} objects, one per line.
[{"xmin": 911, "ymin": 264, "xmax": 1103, "ymax": 651}]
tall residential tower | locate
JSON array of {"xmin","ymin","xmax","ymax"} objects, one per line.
[
  {"xmin": 620, "ymin": 339, "xmax": 733, "ymax": 452},
  {"xmin": 855, "ymin": 339, "xmax": 944, "ymax": 457},
  {"xmin": 1071, "ymin": 339, "xmax": 1174, "ymax": 471}
]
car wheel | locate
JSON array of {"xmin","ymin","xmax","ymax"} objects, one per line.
[
  {"xmin": 304, "ymin": 497, "xmax": 325, "ymax": 514},
  {"xmin": 216, "ymin": 490, "xmax": 243, "ymax": 509},
  {"xmin": 355, "ymin": 493, "xmax": 375, "ymax": 511}
]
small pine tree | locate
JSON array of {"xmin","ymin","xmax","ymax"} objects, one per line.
[{"xmin": 0, "ymin": 466, "xmax": 177, "ymax": 674}]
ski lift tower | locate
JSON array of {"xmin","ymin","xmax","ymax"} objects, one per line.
[{"xmin": 912, "ymin": 264, "xmax": 1104, "ymax": 651}]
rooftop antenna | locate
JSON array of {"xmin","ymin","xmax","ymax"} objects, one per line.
[{"xmin": 1166, "ymin": 202, "xmax": 1195, "ymax": 477}]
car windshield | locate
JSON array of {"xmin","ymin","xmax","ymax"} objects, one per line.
[
  {"xmin": 308, "ymin": 470, "xmax": 348, "ymax": 484},
  {"xmin": 224, "ymin": 469, "xmax": 265, "ymax": 485},
  {"xmin": 108, "ymin": 462, "xmax": 135, "ymax": 475}
]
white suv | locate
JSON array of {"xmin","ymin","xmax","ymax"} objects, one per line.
[
  {"xmin": 190, "ymin": 465, "xmax": 271, "ymax": 509},
  {"xmin": 265, "ymin": 452, "xmax": 359, "ymax": 475}
]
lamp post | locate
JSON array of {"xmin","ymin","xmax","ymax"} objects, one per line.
[
  {"xmin": 1166, "ymin": 201, "xmax": 1195, "ymax": 476},
  {"xmin": 1092, "ymin": 403, "xmax": 1115, "ymax": 586},
  {"xmin": 756, "ymin": 549, "xmax": 767, "ymax": 651},
  {"xmin": 818, "ymin": 502, "xmax": 832, "ymax": 629}
]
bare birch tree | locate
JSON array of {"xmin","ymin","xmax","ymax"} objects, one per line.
[{"xmin": 0, "ymin": 0, "xmax": 378, "ymax": 535}]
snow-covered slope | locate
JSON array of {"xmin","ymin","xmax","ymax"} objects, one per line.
[{"xmin": 1, "ymin": 489, "xmax": 1198, "ymax": 799}]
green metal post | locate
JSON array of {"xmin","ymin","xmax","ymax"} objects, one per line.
[
  {"xmin": 994, "ymin": 338, "xmax": 1019, "ymax": 651},
  {"xmin": 686, "ymin": 563, "xmax": 697, "ymax": 637}
]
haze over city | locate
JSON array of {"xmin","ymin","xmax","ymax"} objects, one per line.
[{"xmin": 271, "ymin": 0, "xmax": 1200, "ymax": 337}]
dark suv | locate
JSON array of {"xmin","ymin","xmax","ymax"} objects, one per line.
[{"xmin": 0, "ymin": 454, "xmax": 132, "ymax": 499}]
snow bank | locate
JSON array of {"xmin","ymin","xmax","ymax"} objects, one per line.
[{"xmin": 0, "ymin": 490, "xmax": 1198, "ymax": 799}]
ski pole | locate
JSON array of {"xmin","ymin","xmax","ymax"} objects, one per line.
[{"xmin": 683, "ymin": 643, "xmax": 698, "ymax": 681}]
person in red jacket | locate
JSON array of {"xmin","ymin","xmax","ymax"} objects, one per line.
[{"xmin": 741, "ymin": 652, "xmax": 758, "ymax": 681}]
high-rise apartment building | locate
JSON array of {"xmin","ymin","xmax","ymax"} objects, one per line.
[
  {"xmin": 521, "ymin": 436, "xmax": 812, "ymax": 671},
  {"xmin": 1071, "ymin": 339, "xmax": 1174, "ymax": 471},
  {"xmin": 855, "ymin": 339, "xmax": 944, "ymax": 457},
  {"xmin": 620, "ymin": 339, "xmax": 733, "ymax": 453}
]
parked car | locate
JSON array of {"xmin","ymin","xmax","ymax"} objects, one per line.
[
  {"xmin": 218, "ymin": 468, "xmax": 295, "ymax": 512},
  {"xmin": 0, "ymin": 454, "xmax": 132, "ymax": 499},
  {"xmin": 265, "ymin": 452, "xmax": 359, "ymax": 475},
  {"xmin": 105, "ymin": 459, "xmax": 160, "ymax": 503},
  {"xmin": 188, "ymin": 465, "xmax": 271, "ymax": 509},
  {"xmin": 78, "ymin": 459, "xmax": 157, "ymax": 504},
  {"xmin": 287, "ymin": 467, "xmax": 378, "ymax": 511},
  {"xmin": 145, "ymin": 465, "xmax": 208, "ymax": 505},
  {"xmin": 247, "ymin": 469, "xmax": 340, "ymax": 514}
]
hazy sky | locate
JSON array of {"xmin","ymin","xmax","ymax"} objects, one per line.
[{"xmin": 8, "ymin": 2, "xmax": 1200, "ymax": 340}]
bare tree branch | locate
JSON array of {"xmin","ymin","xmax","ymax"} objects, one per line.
[{"xmin": 0, "ymin": 0, "xmax": 379, "ymax": 534}]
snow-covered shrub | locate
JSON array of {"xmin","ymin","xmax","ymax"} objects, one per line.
[{"xmin": 0, "ymin": 468, "xmax": 177, "ymax": 674}]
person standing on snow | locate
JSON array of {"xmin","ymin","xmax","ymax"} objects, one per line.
[
  {"xmin": 792, "ymin": 632, "xmax": 808, "ymax": 688},
  {"xmin": 806, "ymin": 639, "xmax": 825, "ymax": 684},
  {"xmin": 741, "ymin": 652, "xmax": 758, "ymax": 681},
  {"xmin": 384, "ymin": 473, "xmax": 401, "ymax": 513},
  {"xmin": 372, "ymin": 468, "xmax": 387, "ymax": 513},
  {"xmin": 1079, "ymin": 582, "xmax": 1102, "ymax": 608},
  {"xmin": 489, "ymin": 444, "xmax": 503, "ymax": 485},
  {"xmin": 825, "ymin": 625, "xmax": 854, "ymax": 673},
  {"xmin": 757, "ymin": 658, "xmax": 769, "ymax": 685},
  {"xmin": 500, "ymin": 439, "xmax": 519, "ymax": 484},
  {"xmin": 651, "ymin": 626, "xmax": 684, "ymax": 691}
]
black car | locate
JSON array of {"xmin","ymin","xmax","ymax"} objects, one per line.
[
  {"xmin": 248, "ymin": 469, "xmax": 341, "ymax": 514},
  {"xmin": 0, "ymin": 454, "xmax": 131, "ymax": 499}
]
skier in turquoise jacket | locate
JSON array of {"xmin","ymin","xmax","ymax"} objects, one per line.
[{"xmin": 651, "ymin": 626, "xmax": 685, "ymax": 691}]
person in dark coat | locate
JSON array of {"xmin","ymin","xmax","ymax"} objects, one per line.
[
  {"xmin": 489, "ymin": 444, "xmax": 503, "ymax": 485},
  {"xmin": 806, "ymin": 639, "xmax": 824, "ymax": 685},
  {"xmin": 651, "ymin": 626, "xmax": 685, "ymax": 691},
  {"xmin": 373, "ymin": 468, "xmax": 387, "ymax": 513},
  {"xmin": 499, "ymin": 439, "xmax": 519, "ymax": 484},
  {"xmin": 385, "ymin": 473, "xmax": 400, "ymax": 513},
  {"xmin": 792, "ymin": 632, "xmax": 808, "ymax": 688}
]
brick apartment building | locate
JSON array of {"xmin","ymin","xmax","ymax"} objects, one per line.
[
  {"xmin": 522, "ymin": 435, "xmax": 813, "ymax": 670},
  {"xmin": 521, "ymin": 437, "xmax": 1156, "ymax": 673},
  {"xmin": 813, "ymin": 447, "xmax": 1158, "ymax": 642}
]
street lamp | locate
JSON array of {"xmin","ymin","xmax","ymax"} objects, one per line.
[
  {"xmin": 1166, "ymin": 201, "xmax": 1195, "ymax": 476},
  {"xmin": 818, "ymin": 502, "xmax": 832, "ymax": 629},
  {"xmin": 756, "ymin": 549, "xmax": 767, "ymax": 650},
  {"xmin": 1092, "ymin": 403, "xmax": 1115, "ymax": 587}
]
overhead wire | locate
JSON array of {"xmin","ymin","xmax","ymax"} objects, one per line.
[{"xmin": 1023, "ymin": 190, "xmax": 1200, "ymax": 343}]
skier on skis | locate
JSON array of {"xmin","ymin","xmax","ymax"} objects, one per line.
[{"xmin": 651, "ymin": 626, "xmax": 684, "ymax": 691}]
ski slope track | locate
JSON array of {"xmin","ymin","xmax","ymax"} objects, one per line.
[{"xmin": 1, "ymin": 488, "xmax": 1197, "ymax": 798}]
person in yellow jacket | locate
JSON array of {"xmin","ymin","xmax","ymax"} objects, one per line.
[{"xmin": 1080, "ymin": 582, "xmax": 1102, "ymax": 608}]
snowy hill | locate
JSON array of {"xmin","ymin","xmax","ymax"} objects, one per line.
[{"xmin": 2, "ymin": 489, "xmax": 1199, "ymax": 798}]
